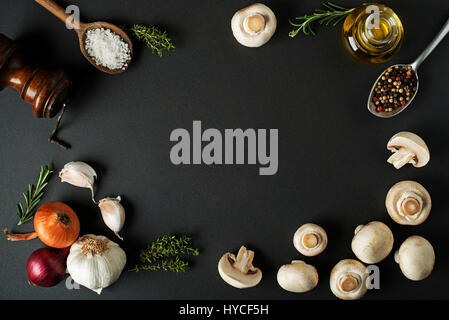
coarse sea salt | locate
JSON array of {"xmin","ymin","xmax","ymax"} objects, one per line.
[{"xmin": 84, "ymin": 28, "xmax": 131, "ymax": 70}]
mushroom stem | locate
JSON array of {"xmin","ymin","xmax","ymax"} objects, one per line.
[
  {"xmin": 354, "ymin": 225, "xmax": 362, "ymax": 234},
  {"xmin": 387, "ymin": 148, "xmax": 416, "ymax": 169},
  {"xmin": 233, "ymin": 246, "xmax": 255, "ymax": 273},
  {"xmin": 339, "ymin": 274, "xmax": 359, "ymax": 292},
  {"xmin": 401, "ymin": 197, "xmax": 420, "ymax": 215},
  {"xmin": 394, "ymin": 250, "xmax": 400, "ymax": 264},
  {"xmin": 244, "ymin": 14, "xmax": 265, "ymax": 34},
  {"xmin": 302, "ymin": 233, "xmax": 319, "ymax": 249}
]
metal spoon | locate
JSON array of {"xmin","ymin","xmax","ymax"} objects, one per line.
[
  {"xmin": 368, "ymin": 17, "xmax": 449, "ymax": 118},
  {"xmin": 35, "ymin": 0, "xmax": 133, "ymax": 74}
]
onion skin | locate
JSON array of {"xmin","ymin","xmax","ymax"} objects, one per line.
[
  {"xmin": 34, "ymin": 202, "xmax": 80, "ymax": 248},
  {"xmin": 26, "ymin": 247, "xmax": 70, "ymax": 287}
]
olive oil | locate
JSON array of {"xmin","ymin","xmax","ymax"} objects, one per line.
[{"xmin": 342, "ymin": 3, "xmax": 403, "ymax": 64}]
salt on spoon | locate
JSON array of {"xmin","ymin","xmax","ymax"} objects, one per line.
[
  {"xmin": 35, "ymin": 0, "xmax": 133, "ymax": 74},
  {"xmin": 85, "ymin": 28, "xmax": 131, "ymax": 71},
  {"xmin": 368, "ymin": 17, "xmax": 449, "ymax": 118}
]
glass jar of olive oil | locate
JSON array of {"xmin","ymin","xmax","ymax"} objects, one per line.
[{"xmin": 342, "ymin": 3, "xmax": 404, "ymax": 64}]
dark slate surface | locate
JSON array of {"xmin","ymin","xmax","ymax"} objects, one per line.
[{"xmin": 0, "ymin": 0, "xmax": 448, "ymax": 299}]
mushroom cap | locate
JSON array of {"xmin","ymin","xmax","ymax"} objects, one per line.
[
  {"xmin": 330, "ymin": 259, "xmax": 369, "ymax": 300},
  {"xmin": 387, "ymin": 131, "xmax": 430, "ymax": 168},
  {"xmin": 386, "ymin": 180, "xmax": 431, "ymax": 225},
  {"xmin": 277, "ymin": 260, "xmax": 319, "ymax": 293},
  {"xmin": 218, "ymin": 246, "xmax": 262, "ymax": 289},
  {"xmin": 395, "ymin": 236, "xmax": 435, "ymax": 281},
  {"xmin": 293, "ymin": 223, "xmax": 328, "ymax": 256},
  {"xmin": 231, "ymin": 3, "xmax": 277, "ymax": 47},
  {"xmin": 351, "ymin": 221, "xmax": 394, "ymax": 264}
]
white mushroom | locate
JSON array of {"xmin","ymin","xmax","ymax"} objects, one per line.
[
  {"xmin": 218, "ymin": 246, "xmax": 262, "ymax": 289},
  {"xmin": 351, "ymin": 221, "xmax": 394, "ymax": 264},
  {"xmin": 330, "ymin": 259, "xmax": 369, "ymax": 300},
  {"xmin": 277, "ymin": 260, "xmax": 318, "ymax": 293},
  {"xmin": 293, "ymin": 223, "xmax": 328, "ymax": 256},
  {"xmin": 395, "ymin": 236, "xmax": 435, "ymax": 281},
  {"xmin": 231, "ymin": 3, "xmax": 277, "ymax": 47},
  {"xmin": 386, "ymin": 180, "xmax": 431, "ymax": 225},
  {"xmin": 387, "ymin": 132, "xmax": 430, "ymax": 169}
]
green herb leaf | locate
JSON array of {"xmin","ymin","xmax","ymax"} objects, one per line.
[
  {"xmin": 130, "ymin": 24, "xmax": 175, "ymax": 57},
  {"xmin": 289, "ymin": 2, "xmax": 355, "ymax": 37},
  {"xmin": 132, "ymin": 235, "xmax": 199, "ymax": 273},
  {"xmin": 16, "ymin": 165, "xmax": 53, "ymax": 225},
  {"xmin": 133, "ymin": 256, "xmax": 190, "ymax": 273}
]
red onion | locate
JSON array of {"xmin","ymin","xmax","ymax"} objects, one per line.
[{"xmin": 26, "ymin": 247, "xmax": 70, "ymax": 287}]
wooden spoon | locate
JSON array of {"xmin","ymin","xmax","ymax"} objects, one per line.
[{"xmin": 35, "ymin": 0, "xmax": 133, "ymax": 74}]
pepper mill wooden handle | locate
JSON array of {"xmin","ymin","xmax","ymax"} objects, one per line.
[{"xmin": 0, "ymin": 34, "xmax": 71, "ymax": 118}]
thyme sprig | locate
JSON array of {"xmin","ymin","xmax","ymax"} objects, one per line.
[
  {"xmin": 130, "ymin": 24, "xmax": 175, "ymax": 57},
  {"xmin": 132, "ymin": 235, "xmax": 199, "ymax": 273},
  {"xmin": 16, "ymin": 165, "xmax": 53, "ymax": 225},
  {"xmin": 134, "ymin": 256, "xmax": 190, "ymax": 272},
  {"xmin": 289, "ymin": 2, "xmax": 355, "ymax": 37}
]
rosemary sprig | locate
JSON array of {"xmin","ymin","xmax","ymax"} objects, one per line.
[
  {"xmin": 17, "ymin": 165, "xmax": 53, "ymax": 225},
  {"xmin": 132, "ymin": 235, "xmax": 199, "ymax": 272},
  {"xmin": 130, "ymin": 24, "xmax": 175, "ymax": 57},
  {"xmin": 289, "ymin": 2, "xmax": 355, "ymax": 37}
]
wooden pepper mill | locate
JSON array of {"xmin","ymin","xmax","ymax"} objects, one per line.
[{"xmin": 0, "ymin": 33, "xmax": 71, "ymax": 118}]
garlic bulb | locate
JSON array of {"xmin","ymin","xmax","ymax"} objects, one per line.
[
  {"xmin": 98, "ymin": 196, "xmax": 125, "ymax": 240},
  {"xmin": 67, "ymin": 234, "xmax": 126, "ymax": 294},
  {"xmin": 59, "ymin": 161, "xmax": 97, "ymax": 203}
]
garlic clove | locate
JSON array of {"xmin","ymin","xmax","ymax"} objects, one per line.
[
  {"xmin": 92, "ymin": 288, "xmax": 102, "ymax": 295},
  {"xmin": 67, "ymin": 234, "xmax": 126, "ymax": 294},
  {"xmin": 59, "ymin": 161, "xmax": 97, "ymax": 204},
  {"xmin": 98, "ymin": 196, "xmax": 125, "ymax": 240}
]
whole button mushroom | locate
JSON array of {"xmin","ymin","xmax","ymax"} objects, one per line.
[
  {"xmin": 387, "ymin": 132, "xmax": 430, "ymax": 169},
  {"xmin": 218, "ymin": 246, "xmax": 262, "ymax": 289},
  {"xmin": 293, "ymin": 223, "xmax": 328, "ymax": 256},
  {"xmin": 351, "ymin": 221, "xmax": 394, "ymax": 264},
  {"xmin": 386, "ymin": 180, "xmax": 431, "ymax": 225},
  {"xmin": 395, "ymin": 236, "xmax": 435, "ymax": 281},
  {"xmin": 277, "ymin": 260, "xmax": 319, "ymax": 293},
  {"xmin": 330, "ymin": 259, "xmax": 369, "ymax": 300},
  {"xmin": 231, "ymin": 3, "xmax": 277, "ymax": 47}
]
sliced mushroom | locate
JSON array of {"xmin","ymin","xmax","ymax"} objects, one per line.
[
  {"xmin": 351, "ymin": 221, "xmax": 394, "ymax": 264},
  {"xmin": 330, "ymin": 259, "xmax": 369, "ymax": 300},
  {"xmin": 387, "ymin": 132, "xmax": 430, "ymax": 169},
  {"xmin": 218, "ymin": 246, "xmax": 262, "ymax": 289},
  {"xmin": 395, "ymin": 236, "xmax": 435, "ymax": 281},
  {"xmin": 293, "ymin": 223, "xmax": 327, "ymax": 256},
  {"xmin": 277, "ymin": 260, "xmax": 318, "ymax": 293},
  {"xmin": 386, "ymin": 180, "xmax": 431, "ymax": 225},
  {"xmin": 231, "ymin": 3, "xmax": 277, "ymax": 47}
]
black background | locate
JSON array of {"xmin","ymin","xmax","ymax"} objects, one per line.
[{"xmin": 1, "ymin": 0, "xmax": 448, "ymax": 300}]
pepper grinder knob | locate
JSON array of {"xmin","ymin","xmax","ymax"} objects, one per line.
[{"xmin": 0, "ymin": 33, "xmax": 71, "ymax": 118}]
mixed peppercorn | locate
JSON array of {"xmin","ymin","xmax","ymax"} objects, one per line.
[{"xmin": 372, "ymin": 65, "xmax": 417, "ymax": 112}]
